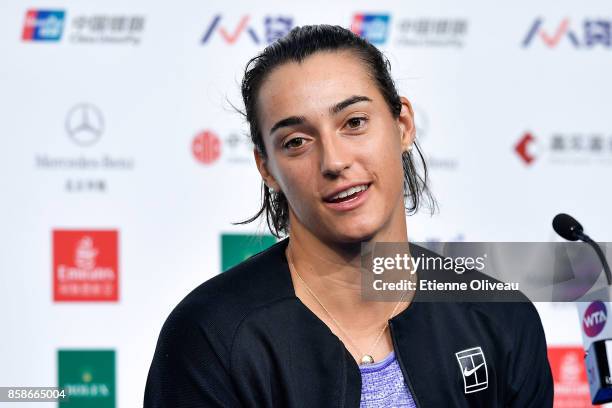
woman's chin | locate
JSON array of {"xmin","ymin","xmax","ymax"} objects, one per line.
[{"xmin": 327, "ymin": 222, "xmax": 380, "ymax": 244}]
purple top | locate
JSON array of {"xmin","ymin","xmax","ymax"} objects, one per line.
[{"xmin": 359, "ymin": 351, "xmax": 417, "ymax": 408}]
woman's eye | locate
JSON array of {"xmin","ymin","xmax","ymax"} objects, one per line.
[
  {"xmin": 346, "ymin": 117, "xmax": 367, "ymax": 129},
  {"xmin": 283, "ymin": 137, "xmax": 305, "ymax": 149}
]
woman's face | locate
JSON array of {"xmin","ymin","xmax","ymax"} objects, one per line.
[{"xmin": 255, "ymin": 50, "xmax": 415, "ymax": 243}]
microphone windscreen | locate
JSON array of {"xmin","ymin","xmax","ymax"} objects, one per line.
[{"xmin": 552, "ymin": 213, "xmax": 583, "ymax": 241}]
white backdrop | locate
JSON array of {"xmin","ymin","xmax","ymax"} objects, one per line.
[{"xmin": 1, "ymin": 0, "xmax": 611, "ymax": 406}]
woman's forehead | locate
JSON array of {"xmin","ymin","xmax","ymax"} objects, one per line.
[{"xmin": 257, "ymin": 51, "xmax": 378, "ymax": 129}]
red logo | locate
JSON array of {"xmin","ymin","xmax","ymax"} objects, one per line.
[
  {"xmin": 548, "ymin": 347, "xmax": 594, "ymax": 407},
  {"xmin": 192, "ymin": 130, "xmax": 221, "ymax": 164},
  {"xmin": 514, "ymin": 132, "xmax": 537, "ymax": 165},
  {"xmin": 53, "ymin": 230, "xmax": 119, "ymax": 302}
]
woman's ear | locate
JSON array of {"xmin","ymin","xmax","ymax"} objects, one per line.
[
  {"xmin": 398, "ymin": 96, "xmax": 416, "ymax": 153},
  {"xmin": 254, "ymin": 148, "xmax": 280, "ymax": 191}
]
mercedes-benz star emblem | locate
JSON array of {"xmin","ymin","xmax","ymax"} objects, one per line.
[{"xmin": 65, "ymin": 103, "xmax": 104, "ymax": 146}]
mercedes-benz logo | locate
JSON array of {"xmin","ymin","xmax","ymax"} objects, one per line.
[{"xmin": 65, "ymin": 103, "xmax": 104, "ymax": 146}]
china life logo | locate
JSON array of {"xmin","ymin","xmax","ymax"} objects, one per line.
[
  {"xmin": 221, "ymin": 233, "xmax": 276, "ymax": 272},
  {"xmin": 58, "ymin": 350, "xmax": 115, "ymax": 408},
  {"xmin": 53, "ymin": 230, "xmax": 119, "ymax": 301}
]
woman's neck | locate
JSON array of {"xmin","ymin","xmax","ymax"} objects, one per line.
[{"xmin": 285, "ymin": 214, "xmax": 410, "ymax": 323}]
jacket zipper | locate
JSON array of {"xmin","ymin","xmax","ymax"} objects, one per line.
[{"xmin": 389, "ymin": 320, "xmax": 422, "ymax": 408}]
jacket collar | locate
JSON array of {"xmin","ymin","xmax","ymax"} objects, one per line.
[{"xmin": 265, "ymin": 236, "xmax": 424, "ymax": 324}]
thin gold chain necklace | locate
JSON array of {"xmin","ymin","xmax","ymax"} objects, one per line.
[{"xmin": 287, "ymin": 251, "xmax": 409, "ymax": 365}]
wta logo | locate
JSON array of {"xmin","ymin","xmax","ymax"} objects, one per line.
[
  {"xmin": 22, "ymin": 9, "xmax": 65, "ymax": 42},
  {"xmin": 583, "ymin": 301, "xmax": 607, "ymax": 338}
]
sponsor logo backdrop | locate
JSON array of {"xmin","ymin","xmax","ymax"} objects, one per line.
[{"xmin": 1, "ymin": 0, "xmax": 611, "ymax": 406}]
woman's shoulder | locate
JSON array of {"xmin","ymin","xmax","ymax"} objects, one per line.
[
  {"xmin": 462, "ymin": 300, "xmax": 542, "ymax": 326},
  {"xmin": 158, "ymin": 238, "xmax": 294, "ymax": 348}
]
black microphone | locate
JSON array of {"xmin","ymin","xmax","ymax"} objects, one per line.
[
  {"xmin": 553, "ymin": 213, "xmax": 612, "ymax": 404},
  {"xmin": 553, "ymin": 213, "xmax": 586, "ymax": 241},
  {"xmin": 552, "ymin": 213, "xmax": 611, "ymax": 285}
]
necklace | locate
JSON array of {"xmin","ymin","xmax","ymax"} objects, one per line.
[{"xmin": 287, "ymin": 251, "xmax": 410, "ymax": 365}]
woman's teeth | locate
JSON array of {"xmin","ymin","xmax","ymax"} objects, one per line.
[{"xmin": 330, "ymin": 184, "xmax": 369, "ymax": 201}]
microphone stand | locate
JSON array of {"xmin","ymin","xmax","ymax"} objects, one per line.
[{"xmin": 576, "ymin": 231, "xmax": 612, "ymax": 286}]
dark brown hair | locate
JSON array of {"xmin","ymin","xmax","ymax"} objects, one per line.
[{"xmin": 234, "ymin": 24, "xmax": 435, "ymax": 238}]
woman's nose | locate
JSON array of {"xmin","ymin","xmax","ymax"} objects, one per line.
[{"xmin": 319, "ymin": 132, "xmax": 352, "ymax": 178}]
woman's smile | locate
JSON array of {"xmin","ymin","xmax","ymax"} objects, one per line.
[{"xmin": 322, "ymin": 182, "xmax": 372, "ymax": 212}]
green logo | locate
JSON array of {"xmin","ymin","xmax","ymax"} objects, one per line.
[
  {"xmin": 58, "ymin": 350, "xmax": 115, "ymax": 407},
  {"xmin": 221, "ymin": 233, "xmax": 276, "ymax": 272}
]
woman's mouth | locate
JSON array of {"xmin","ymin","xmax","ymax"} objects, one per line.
[
  {"xmin": 326, "ymin": 184, "xmax": 369, "ymax": 202},
  {"xmin": 323, "ymin": 183, "xmax": 371, "ymax": 211}
]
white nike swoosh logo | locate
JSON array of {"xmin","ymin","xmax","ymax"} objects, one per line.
[{"xmin": 463, "ymin": 363, "xmax": 485, "ymax": 377}]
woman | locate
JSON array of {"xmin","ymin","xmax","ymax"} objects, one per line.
[{"xmin": 145, "ymin": 25, "xmax": 553, "ymax": 407}]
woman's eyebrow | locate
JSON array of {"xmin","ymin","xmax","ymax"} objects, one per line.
[
  {"xmin": 268, "ymin": 95, "xmax": 372, "ymax": 137},
  {"xmin": 330, "ymin": 95, "xmax": 372, "ymax": 115},
  {"xmin": 269, "ymin": 115, "xmax": 306, "ymax": 136}
]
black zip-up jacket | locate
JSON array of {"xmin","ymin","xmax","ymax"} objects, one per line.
[{"xmin": 145, "ymin": 238, "xmax": 553, "ymax": 407}]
